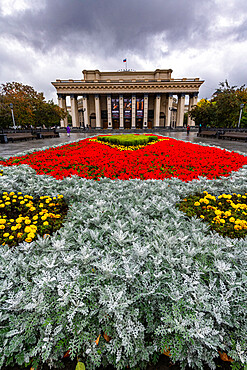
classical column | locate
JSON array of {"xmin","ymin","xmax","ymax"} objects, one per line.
[
  {"xmin": 192, "ymin": 92, "xmax": 198, "ymax": 106},
  {"xmin": 58, "ymin": 94, "xmax": 68, "ymax": 127},
  {"xmin": 187, "ymin": 94, "xmax": 193, "ymax": 126},
  {"xmin": 70, "ymin": 94, "xmax": 79, "ymax": 127},
  {"xmin": 176, "ymin": 93, "xmax": 185, "ymax": 127},
  {"xmin": 82, "ymin": 95, "xmax": 89, "ymax": 128},
  {"xmin": 95, "ymin": 94, "xmax": 101, "ymax": 129},
  {"xmin": 154, "ymin": 94, "xmax": 161, "ymax": 128},
  {"xmin": 131, "ymin": 94, "xmax": 136, "ymax": 129},
  {"xmin": 165, "ymin": 93, "xmax": 173, "ymax": 127},
  {"xmin": 119, "ymin": 94, "xmax": 124, "ymax": 129},
  {"xmin": 188, "ymin": 92, "xmax": 198, "ymax": 126},
  {"xmin": 143, "ymin": 94, "xmax": 148, "ymax": 128},
  {"xmin": 107, "ymin": 95, "xmax": 112, "ymax": 129}
]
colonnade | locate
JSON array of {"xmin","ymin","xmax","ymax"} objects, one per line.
[{"xmin": 58, "ymin": 92, "xmax": 198, "ymax": 128}]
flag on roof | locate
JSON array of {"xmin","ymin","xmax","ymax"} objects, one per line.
[{"xmin": 123, "ymin": 59, "xmax": 127, "ymax": 62}]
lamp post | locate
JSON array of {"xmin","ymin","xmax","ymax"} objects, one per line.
[
  {"xmin": 238, "ymin": 103, "xmax": 244, "ymax": 129},
  {"xmin": 9, "ymin": 103, "xmax": 17, "ymax": 132}
]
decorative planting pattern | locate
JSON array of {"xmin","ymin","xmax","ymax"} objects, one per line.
[{"xmin": 0, "ymin": 136, "xmax": 246, "ymax": 370}]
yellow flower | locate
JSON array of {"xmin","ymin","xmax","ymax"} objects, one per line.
[
  {"xmin": 3, "ymin": 233, "xmax": 9, "ymax": 237},
  {"xmin": 194, "ymin": 202, "xmax": 200, "ymax": 206},
  {"xmin": 11, "ymin": 226, "xmax": 17, "ymax": 231},
  {"xmin": 25, "ymin": 238, "xmax": 32, "ymax": 243},
  {"xmin": 0, "ymin": 225, "xmax": 5, "ymax": 229},
  {"xmin": 27, "ymin": 232, "xmax": 35, "ymax": 239},
  {"xmin": 20, "ymin": 201, "xmax": 25, "ymax": 205},
  {"xmin": 0, "ymin": 204, "xmax": 5, "ymax": 208},
  {"xmin": 215, "ymin": 210, "xmax": 221, "ymax": 216},
  {"xmin": 30, "ymin": 207, "xmax": 36, "ymax": 211},
  {"xmin": 25, "ymin": 219, "xmax": 31, "ymax": 225},
  {"xmin": 24, "ymin": 226, "xmax": 32, "ymax": 233},
  {"xmin": 5, "ymin": 202, "xmax": 10, "ymax": 205},
  {"xmin": 41, "ymin": 215, "xmax": 47, "ymax": 221},
  {"xmin": 43, "ymin": 221, "xmax": 49, "ymax": 226},
  {"xmin": 10, "ymin": 219, "xmax": 14, "ymax": 223},
  {"xmin": 0, "ymin": 219, "xmax": 6, "ymax": 224},
  {"xmin": 220, "ymin": 219, "xmax": 225, "ymax": 224},
  {"xmin": 18, "ymin": 196, "xmax": 23, "ymax": 199},
  {"xmin": 17, "ymin": 233, "xmax": 23, "ymax": 238},
  {"xmin": 200, "ymin": 215, "xmax": 205, "ymax": 219},
  {"xmin": 9, "ymin": 235, "xmax": 14, "ymax": 240},
  {"xmin": 32, "ymin": 215, "xmax": 38, "ymax": 220},
  {"xmin": 229, "ymin": 217, "xmax": 235, "ymax": 223}
]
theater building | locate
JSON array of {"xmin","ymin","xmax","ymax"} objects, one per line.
[{"xmin": 52, "ymin": 69, "xmax": 204, "ymax": 129}]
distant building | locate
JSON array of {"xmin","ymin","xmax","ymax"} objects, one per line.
[{"xmin": 52, "ymin": 69, "xmax": 204, "ymax": 128}]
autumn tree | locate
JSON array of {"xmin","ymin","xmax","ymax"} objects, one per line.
[{"xmin": 0, "ymin": 82, "xmax": 66, "ymax": 129}]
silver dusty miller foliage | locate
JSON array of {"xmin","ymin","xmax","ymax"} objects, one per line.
[{"xmin": 0, "ymin": 136, "xmax": 246, "ymax": 369}]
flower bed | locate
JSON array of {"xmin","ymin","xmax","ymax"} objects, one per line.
[
  {"xmin": 0, "ymin": 135, "xmax": 247, "ymax": 370},
  {"xmin": 0, "ymin": 135, "xmax": 247, "ymax": 181}
]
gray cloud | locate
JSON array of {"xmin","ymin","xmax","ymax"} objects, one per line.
[
  {"xmin": 0, "ymin": 0, "xmax": 222, "ymax": 55},
  {"xmin": 1, "ymin": 0, "xmax": 247, "ymax": 101}
]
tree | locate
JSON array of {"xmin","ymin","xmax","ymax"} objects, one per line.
[
  {"xmin": 189, "ymin": 99, "xmax": 217, "ymax": 127},
  {"xmin": 188, "ymin": 81, "xmax": 247, "ymax": 128},
  {"xmin": 212, "ymin": 81, "xmax": 247, "ymax": 128},
  {"xmin": 0, "ymin": 82, "xmax": 66, "ymax": 129}
]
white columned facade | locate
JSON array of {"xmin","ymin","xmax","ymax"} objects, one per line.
[
  {"xmin": 131, "ymin": 94, "xmax": 136, "ymax": 129},
  {"xmin": 107, "ymin": 95, "xmax": 112, "ymax": 129},
  {"xmin": 119, "ymin": 95, "xmax": 124, "ymax": 129},
  {"xmin": 82, "ymin": 95, "xmax": 89, "ymax": 128},
  {"xmin": 70, "ymin": 95, "xmax": 79, "ymax": 127},
  {"xmin": 154, "ymin": 94, "xmax": 161, "ymax": 128},
  {"xmin": 165, "ymin": 93, "xmax": 173, "ymax": 128},
  {"xmin": 176, "ymin": 93, "xmax": 185, "ymax": 127},
  {"xmin": 143, "ymin": 94, "xmax": 148, "ymax": 128},
  {"xmin": 95, "ymin": 94, "xmax": 101, "ymax": 129}
]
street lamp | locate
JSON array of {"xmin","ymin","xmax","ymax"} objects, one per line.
[
  {"xmin": 9, "ymin": 103, "xmax": 17, "ymax": 131},
  {"xmin": 238, "ymin": 103, "xmax": 244, "ymax": 129}
]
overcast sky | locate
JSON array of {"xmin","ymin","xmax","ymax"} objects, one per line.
[{"xmin": 1, "ymin": 0, "xmax": 247, "ymax": 103}]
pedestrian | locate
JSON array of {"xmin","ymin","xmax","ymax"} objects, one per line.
[
  {"xmin": 187, "ymin": 124, "xmax": 190, "ymax": 135},
  {"xmin": 66, "ymin": 125, "xmax": 71, "ymax": 137}
]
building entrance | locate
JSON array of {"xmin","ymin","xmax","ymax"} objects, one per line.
[
  {"xmin": 124, "ymin": 119, "xmax": 131, "ymax": 129},
  {"xmin": 112, "ymin": 119, "xmax": 119, "ymax": 129},
  {"xmin": 136, "ymin": 118, "xmax": 143, "ymax": 129}
]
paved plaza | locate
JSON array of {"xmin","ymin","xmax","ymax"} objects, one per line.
[{"xmin": 0, "ymin": 131, "xmax": 246, "ymax": 158}]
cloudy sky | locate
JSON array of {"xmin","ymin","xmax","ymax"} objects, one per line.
[{"xmin": 0, "ymin": 0, "xmax": 247, "ymax": 103}]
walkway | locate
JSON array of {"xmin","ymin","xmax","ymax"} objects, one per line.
[{"xmin": 0, "ymin": 131, "xmax": 246, "ymax": 158}]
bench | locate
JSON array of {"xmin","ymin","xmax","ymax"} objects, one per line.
[
  {"xmin": 220, "ymin": 132, "xmax": 247, "ymax": 141},
  {"xmin": 6, "ymin": 133, "xmax": 36, "ymax": 142},
  {"xmin": 37, "ymin": 132, "xmax": 60, "ymax": 139},
  {"xmin": 197, "ymin": 131, "xmax": 218, "ymax": 138}
]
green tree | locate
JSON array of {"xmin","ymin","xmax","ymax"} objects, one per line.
[
  {"xmin": 189, "ymin": 99, "xmax": 217, "ymax": 127},
  {"xmin": 212, "ymin": 81, "xmax": 247, "ymax": 128},
  {"xmin": 189, "ymin": 81, "xmax": 247, "ymax": 128}
]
